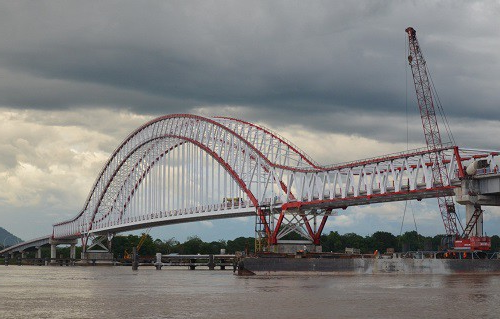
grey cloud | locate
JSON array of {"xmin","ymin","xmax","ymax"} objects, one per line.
[
  {"xmin": 1, "ymin": 1, "xmax": 498, "ymax": 129},
  {"xmin": 2, "ymin": 1, "xmax": 500, "ymax": 240}
]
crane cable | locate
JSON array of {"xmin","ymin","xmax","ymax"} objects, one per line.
[
  {"xmin": 428, "ymin": 70, "xmax": 456, "ymax": 145},
  {"xmin": 425, "ymin": 53, "xmax": 462, "ymax": 222},
  {"xmin": 400, "ymin": 35, "xmax": 420, "ymax": 247},
  {"xmin": 400, "ymin": 34, "xmax": 409, "ymax": 239},
  {"xmin": 399, "ymin": 201, "xmax": 407, "ymax": 238}
]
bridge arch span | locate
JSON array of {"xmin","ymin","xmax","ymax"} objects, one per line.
[
  {"xmin": 50, "ymin": 114, "xmax": 498, "ymax": 251},
  {"xmin": 53, "ymin": 114, "xmax": 316, "ymax": 244}
]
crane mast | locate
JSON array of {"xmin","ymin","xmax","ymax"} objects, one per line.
[{"xmin": 405, "ymin": 27, "xmax": 461, "ymax": 237}]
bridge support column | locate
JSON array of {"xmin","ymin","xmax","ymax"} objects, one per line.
[
  {"xmin": 456, "ymin": 178, "xmax": 500, "ymax": 238},
  {"xmin": 81, "ymin": 235, "xmax": 113, "ymax": 264},
  {"xmin": 21, "ymin": 251, "xmax": 26, "ymax": 259},
  {"xmin": 50, "ymin": 244, "xmax": 57, "ymax": 264},
  {"xmin": 465, "ymin": 204, "xmax": 483, "ymax": 236},
  {"xmin": 208, "ymin": 254, "xmax": 215, "ymax": 270},
  {"xmin": 155, "ymin": 253, "xmax": 163, "ymax": 270},
  {"xmin": 132, "ymin": 247, "xmax": 138, "ymax": 270},
  {"xmin": 36, "ymin": 247, "xmax": 42, "ymax": 259},
  {"xmin": 268, "ymin": 209, "xmax": 331, "ymax": 253},
  {"xmin": 70, "ymin": 244, "xmax": 76, "ymax": 260}
]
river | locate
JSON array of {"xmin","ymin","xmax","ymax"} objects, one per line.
[{"xmin": 1, "ymin": 266, "xmax": 499, "ymax": 318}]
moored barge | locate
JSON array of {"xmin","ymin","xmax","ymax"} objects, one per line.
[{"xmin": 237, "ymin": 251, "xmax": 500, "ymax": 276}]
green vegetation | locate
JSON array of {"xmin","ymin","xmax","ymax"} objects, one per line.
[
  {"xmin": 106, "ymin": 231, "xmax": 500, "ymax": 257},
  {"xmin": 4, "ymin": 231, "xmax": 499, "ymax": 259},
  {"xmin": 321, "ymin": 231, "xmax": 500, "ymax": 253},
  {"xmin": 109, "ymin": 234, "xmax": 255, "ymax": 257}
]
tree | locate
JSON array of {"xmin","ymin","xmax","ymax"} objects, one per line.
[
  {"xmin": 226, "ymin": 237, "xmax": 254, "ymax": 253},
  {"xmin": 179, "ymin": 236, "xmax": 205, "ymax": 254},
  {"xmin": 370, "ymin": 231, "xmax": 397, "ymax": 253},
  {"xmin": 341, "ymin": 233, "xmax": 366, "ymax": 252},
  {"xmin": 201, "ymin": 240, "xmax": 226, "ymax": 254},
  {"xmin": 57, "ymin": 245, "xmax": 83, "ymax": 258},
  {"xmin": 111, "ymin": 233, "xmax": 156, "ymax": 257},
  {"xmin": 112, "ymin": 235, "xmax": 132, "ymax": 258},
  {"xmin": 137, "ymin": 234, "xmax": 156, "ymax": 256},
  {"xmin": 154, "ymin": 237, "xmax": 180, "ymax": 254},
  {"xmin": 398, "ymin": 231, "xmax": 421, "ymax": 251},
  {"xmin": 432, "ymin": 235, "xmax": 445, "ymax": 251},
  {"xmin": 491, "ymin": 235, "xmax": 500, "ymax": 251},
  {"xmin": 321, "ymin": 231, "xmax": 342, "ymax": 252}
]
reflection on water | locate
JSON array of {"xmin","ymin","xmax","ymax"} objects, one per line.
[{"xmin": 1, "ymin": 266, "xmax": 500, "ymax": 319}]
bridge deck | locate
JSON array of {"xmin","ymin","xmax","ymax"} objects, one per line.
[{"xmin": 0, "ymin": 235, "xmax": 51, "ymax": 255}]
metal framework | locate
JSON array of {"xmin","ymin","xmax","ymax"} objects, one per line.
[
  {"xmin": 462, "ymin": 204, "xmax": 483, "ymax": 238},
  {"xmin": 406, "ymin": 27, "xmax": 461, "ymax": 236},
  {"xmin": 51, "ymin": 114, "xmax": 500, "ymax": 251}
]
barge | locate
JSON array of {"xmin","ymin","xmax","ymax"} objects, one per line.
[{"xmin": 236, "ymin": 251, "xmax": 500, "ymax": 276}]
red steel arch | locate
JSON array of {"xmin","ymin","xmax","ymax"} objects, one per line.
[
  {"xmin": 53, "ymin": 114, "xmax": 314, "ymax": 244},
  {"xmin": 50, "ymin": 114, "xmax": 493, "ymax": 250}
]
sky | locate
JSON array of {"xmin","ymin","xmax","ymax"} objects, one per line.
[{"xmin": 1, "ymin": 1, "xmax": 499, "ymax": 243}]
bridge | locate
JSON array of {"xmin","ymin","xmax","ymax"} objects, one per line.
[{"xmin": 2, "ymin": 114, "xmax": 500, "ymax": 259}]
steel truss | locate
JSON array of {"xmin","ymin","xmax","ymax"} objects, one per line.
[{"xmin": 49, "ymin": 115, "xmax": 500, "ymax": 251}]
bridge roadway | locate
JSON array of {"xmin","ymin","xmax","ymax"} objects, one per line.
[
  {"xmin": 2, "ymin": 115, "xmax": 500, "ymax": 258},
  {"xmin": 3, "ymin": 169, "xmax": 499, "ymax": 259},
  {"xmin": 3, "ymin": 152, "xmax": 500, "ymax": 259},
  {"xmin": 1, "ymin": 236, "xmax": 77, "ymax": 260}
]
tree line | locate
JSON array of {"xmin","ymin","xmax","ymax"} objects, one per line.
[
  {"xmin": 110, "ymin": 231, "xmax": 500, "ymax": 257},
  {"xmin": 10, "ymin": 231, "xmax": 500, "ymax": 259},
  {"xmin": 111, "ymin": 234, "xmax": 255, "ymax": 257}
]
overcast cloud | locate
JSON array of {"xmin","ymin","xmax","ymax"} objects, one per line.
[{"xmin": 1, "ymin": 1, "xmax": 500, "ymax": 242}]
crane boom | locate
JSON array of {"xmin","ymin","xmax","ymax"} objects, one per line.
[{"xmin": 405, "ymin": 27, "xmax": 461, "ymax": 237}]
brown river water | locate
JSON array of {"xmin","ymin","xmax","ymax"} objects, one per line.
[{"xmin": 1, "ymin": 266, "xmax": 500, "ymax": 319}]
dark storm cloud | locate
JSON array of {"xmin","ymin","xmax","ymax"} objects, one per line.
[{"xmin": 0, "ymin": 1, "xmax": 499, "ymax": 143}]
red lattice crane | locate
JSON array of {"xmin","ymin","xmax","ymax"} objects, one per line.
[{"xmin": 405, "ymin": 27, "xmax": 462, "ymax": 240}]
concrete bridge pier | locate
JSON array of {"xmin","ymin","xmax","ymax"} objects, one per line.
[
  {"xmin": 81, "ymin": 234, "xmax": 114, "ymax": 264},
  {"xmin": 49, "ymin": 238, "xmax": 78, "ymax": 265},
  {"xmin": 465, "ymin": 203, "xmax": 483, "ymax": 236},
  {"xmin": 36, "ymin": 247, "xmax": 42, "ymax": 259},
  {"xmin": 70, "ymin": 244, "xmax": 76, "ymax": 260},
  {"xmin": 69, "ymin": 244, "xmax": 76, "ymax": 265},
  {"xmin": 4, "ymin": 252, "xmax": 13, "ymax": 265},
  {"xmin": 50, "ymin": 244, "xmax": 57, "ymax": 263},
  {"xmin": 455, "ymin": 176, "xmax": 500, "ymax": 236},
  {"xmin": 155, "ymin": 253, "xmax": 163, "ymax": 270}
]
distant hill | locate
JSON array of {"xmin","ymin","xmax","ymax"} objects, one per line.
[{"xmin": 0, "ymin": 227, "xmax": 23, "ymax": 249}]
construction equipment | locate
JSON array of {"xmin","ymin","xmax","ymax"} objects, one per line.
[
  {"xmin": 124, "ymin": 229, "xmax": 151, "ymax": 259},
  {"xmin": 405, "ymin": 27, "xmax": 490, "ymax": 250},
  {"xmin": 456, "ymin": 204, "xmax": 490, "ymax": 251}
]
